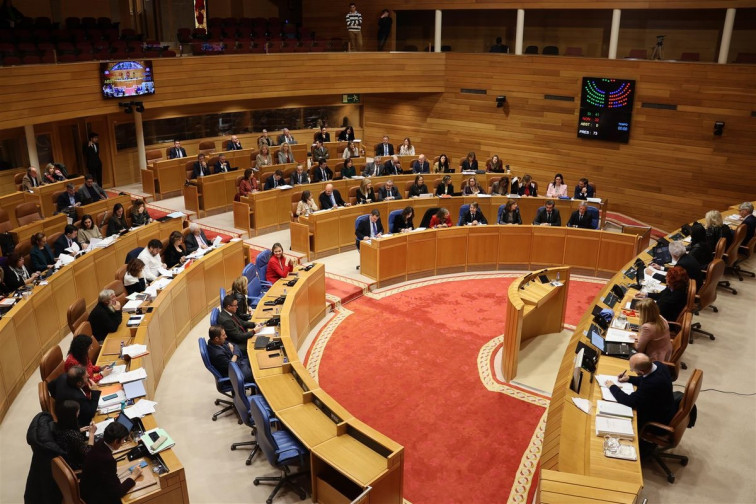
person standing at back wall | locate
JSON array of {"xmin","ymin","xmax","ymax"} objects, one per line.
[{"xmin": 346, "ymin": 3, "xmax": 363, "ymax": 51}]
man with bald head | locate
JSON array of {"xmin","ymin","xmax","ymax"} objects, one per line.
[
  {"xmin": 604, "ymin": 353, "xmax": 677, "ymax": 436},
  {"xmin": 319, "ymin": 183, "xmax": 348, "ymax": 210}
]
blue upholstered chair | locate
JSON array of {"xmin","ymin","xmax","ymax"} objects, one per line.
[
  {"xmin": 586, "ymin": 205, "xmax": 600, "ymax": 229},
  {"xmin": 125, "ymin": 247, "xmax": 143, "ymax": 264},
  {"xmin": 497, "ymin": 204, "xmax": 507, "ymax": 224},
  {"xmin": 250, "ymin": 394, "xmax": 308, "ymax": 503},
  {"xmin": 387, "ymin": 209, "xmax": 403, "ymax": 234},
  {"xmin": 198, "ymin": 337, "xmax": 234, "ymax": 421},
  {"xmin": 256, "ymin": 249, "xmax": 272, "ymax": 284},
  {"xmin": 219, "ymin": 287, "xmax": 226, "ymax": 309},
  {"xmin": 354, "ymin": 214, "xmax": 369, "ymax": 250},
  {"xmin": 243, "ymin": 261, "xmax": 271, "ymax": 293},
  {"xmin": 228, "ymin": 361, "xmax": 260, "ymax": 465},
  {"xmin": 210, "ymin": 307, "xmax": 220, "ymax": 326},
  {"xmin": 457, "ymin": 204, "xmax": 470, "ymax": 226},
  {"xmin": 247, "ymin": 275, "xmax": 265, "ymax": 309}
]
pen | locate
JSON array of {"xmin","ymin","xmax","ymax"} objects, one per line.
[{"xmin": 618, "ymin": 370, "xmax": 627, "ymax": 380}]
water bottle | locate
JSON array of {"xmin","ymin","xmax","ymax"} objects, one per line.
[
  {"xmin": 119, "ymin": 341, "xmax": 124, "ymax": 359},
  {"xmin": 556, "ymin": 272, "xmax": 561, "ymax": 283}
]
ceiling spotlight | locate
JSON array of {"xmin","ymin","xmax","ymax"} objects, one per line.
[
  {"xmin": 134, "ymin": 102, "xmax": 145, "ymax": 113},
  {"xmin": 118, "ymin": 101, "xmax": 133, "ymax": 114}
]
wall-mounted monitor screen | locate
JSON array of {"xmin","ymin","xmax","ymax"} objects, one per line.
[
  {"xmin": 100, "ymin": 60, "xmax": 155, "ymax": 99},
  {"xmin": 577, "ymin": 77, "xmax": 635, "ymax": 143}
]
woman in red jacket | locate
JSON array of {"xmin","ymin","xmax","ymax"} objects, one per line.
[
  {"xmin": 266, "ymin": 242, "xmax": 295, "ymax": 284},
  {"xmin": 64, "ymin": 334, "xmax": 111, "ymax": 384}
]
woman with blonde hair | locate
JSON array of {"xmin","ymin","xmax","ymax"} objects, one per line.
[
  {"xmin": 277, "ymin": 142, "xmax": 295, "ymax": 164},
  {"xmin": 255, "ymin": 144, "xmax": 273, "ymax": 168},
  {"xmin": 356, "ymin": 178, "xmax": 375, "ymax": 204},
  {"xmin": 230, "ymin": 275, "xmax": 252, "ymax": 321},
  {"xmin": 634, "ymin": 298, "xmax": 672, "ymax": 362},
  {"xmin": 398, "ymin": 137, "xmax": 414, "ymax": 155},
  {"xmin": 704, "ymin": 209, "xmax": 733, "ymax": 251}
]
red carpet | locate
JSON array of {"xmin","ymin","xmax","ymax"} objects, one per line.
[
  {"xmin": 311, "ymin": 275, "xmax": 604, "ymax": 503},
  {"xmin": 325, "ymin": 274, "xmax": 366, "ymax": 305},
  {"xmin": 606, "ymin": 211, "xmax": 668, "ymax": 239}
]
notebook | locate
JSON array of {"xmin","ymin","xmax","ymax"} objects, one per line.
[
  {"xmin": 253, "ymin": 336, "xmax": 270, "ymax": 350},
  {"xmin": 123, "ymin": 379, "xmax": 147, "ymax": 400}
]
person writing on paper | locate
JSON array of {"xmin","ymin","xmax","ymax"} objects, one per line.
[
  {"xmin": 546, "ymin": 173, "xmax": 568, "ymax": 198},
  {"xmin": 461, "ymin": 201, "xmax": 487, "ymax": 226},
  {"xmin": 634, "ymin": 266, "xmax": 689, "ymax": 323},
  {"xmin": 392, "ymin": 207, "xmax": 414, "ymax": 233},
  {"xmin": 163, "ymin": 231, "xmax": 187, "ymax": 268},
  {"xmin": 264, "ymin": 169, "xmax": 285, "ymax": 190},
  {"xmin": 137, "ymin": 239, "xmax": 165, "ymax": 282},
  {"xmin": 65, "ymin": 334, "xmax": 111, "ymax": 383},
  {"xmin": 184, "ymin": 223, "xmax": 210, "ymax": 254},
  {"xmin": 603, "ymin": 353, "xmax": 676, "ymax": 455},
  {"xmin": 123, "ymin": 258, "xmax": 146, "ymax": 295},
  {"xmin": 429, "ymin": 208, "xmax": 452, "ymax": 229},
  {"xmin": 49, "ymin": 366, "xmax": 100, "ymax": 427},
  {"xmin": 319, "ymin": 183, "xmax": 348, "ymax": 210},
  {"xmin": 633, "ymin": 299, "xmax": 672, "ymax": 362},
  {"xmin": 218, "ymin": 295, "xmax": 262, "ymax": 350},
  {"xmin": 3, "ymin": 252, "xmax": 39, "ymax": 291},
  {"xmin": 356, "ymin": 209, "xmax": 384, "ymax": 249},
  {"xmin": 30, "ymin": 232, "xmax": 56, "ymax": 272},
  {"xmin": 53, "ymin": 224, "xmax": 82, "ymax": 256},
  {"xmin": 80, "ymin": 421, "xmax": 143, "ymax": 504},
  {"xmin": 267, "ymin": 243, "xmax": 295, "ymax": 283},
  {"xmin": 54, "ymin": 400, "xmax": 95, "ymax": 471},
  {"xmin": 207, "ymin": 325, "xmax": 253, "ymax": 383},
  {"xmin": 88, "ymin": 289, "xmax": 123, "ymax": 343},
  {"xmin": 78, "ymin": 214, "xmax": 103, "ymax": 247}
]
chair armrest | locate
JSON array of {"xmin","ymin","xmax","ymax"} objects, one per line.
[
  {"xmin": 243, "ymin": 381, "xmax": 257, "ymax": 394},
  {"xmin": 640, "ymin": 421, "xmax": 674, "ymax": 436},
  {"xmin": 217, "ymin": 376, "xmax": 230, "ymax": 385}
]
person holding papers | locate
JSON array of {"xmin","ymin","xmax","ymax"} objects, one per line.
[
  {"xmin": 53, "ymin": 224, "xmax": 81, "ymax": 256},
  {"xmin": 3, "ymin": 253, "xmax": 39, "ymax": 291},
  {"xmin": 207, "ymin": 325, "xmax": 253, "ymax": 383},
  {"xmin": 49, "ymin": 366, "xmax": 100, "ymax": 427},
  {"xmin": 603, "ymin": 353, "xmax": 677, "ymax": 456},
  {"xmin": 267, "ymin": 243, "xmax": 295, "ymax": 283},
  {"xmin": 80, "ymin": 421, "xmax": 142, "ymax": 504},
  {"xmin": 106, "ymin": 203, "xmax": 128, "ymax": 236},
  {"xmin": 64, "ymin": 334, "xmax": 111, "ymax": 383},
  {"xmin": 163, "ymin": 231, "xmax": 187, "ymax": 268},
  {"xmin": 123, "ymin": 259, "xmax": 146, "ymax": 295},
  {"xmin": 30, "ymin": 232, "xmax": 56, "ymax": 272},
  {"xmin": 634, "ymin": 299, "xmax": 672, "ymax": 362},
  {"xmin": 137, "ymin": 239, "xmax": 165, "ymax": 282},
  {"xmin": 218, "ymin": 295, "xmax": 262, "ymax": 350},
  {"xmin": 77, "ymin": 214, "xmax": 103, "ymax": 247},
  {"xmin": 88, "ymin": 289, "xmax": 123, "ymax": 343},
  {"xmin": 184, "ymin": 223, "xmax": 210, "ymax": 254}
]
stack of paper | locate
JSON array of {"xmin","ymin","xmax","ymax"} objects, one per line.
[
  {"xmin": 572, "ymin": 397, "xmax": 591, "ymax": 413},
  {"xmin": 56, "ymin": 254, "xmax": 75, "ymax": 267},
  {"xmin": 595, "ymin": 416, "xmax": 635, "ymax": 439},
  {"xmin": 600, "ymin": 383, "xmax": 634, "ymax": 401},
  {"xmin": 166, "ymin": 211, "xmax": 185, "ymax": 219},
  {"xmin": 122, "ymin": 344, "xmax": 148, "ymax": 359},
  {"xmin": 94, "ymin": 418, "xmax": 114, "ymax": 436},
  {"xmin": 124, "ymin": 399, "xmax": 157, "ymax": 419},
  {"xmin": 123, "ymin": 299, "xmax": 143, "ymax": 313},
  {"xmin": 98, "ymin": 384, "xmax": 126, "ymax": 409},
  {"xmin": 118, "ymin": 367, "xmax": 147, "ymax": 383},
  {"xmin": 605, "ymin": 328, "xmax": 636, "ymax": 343},
  {"xmin": 98, "ymin": 364, "xmax": 128, "ymax": 385},
  {"xmin": 597, "ymin": 400, "xmax": 634, "ymax": 418}
]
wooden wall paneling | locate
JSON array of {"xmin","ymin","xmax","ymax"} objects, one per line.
[
  {"xmin": 31, "ymin": 285, "xmax": 59, "ymax": 354},
  {"xmin": 52, "ymin": 268, "xmax": 77, "ymax": 338},
  {"xmin": 378, "ymin": 235, "xmax": 409, "ymax": 284},
  {"xmin": 145, "ymin": 309, "xmax": 165, "ymax": 388},
  {"xmin": 157, "ymin": 293, "xmax": 177, "ymax": 365},
  {"xmin": 0, "ymin": 322, "xmax": 22, "ymax": 420},
  {"xmin": 13, "ymin": 302, "xmax": 42, "ymax": 379},
  {"xmin": 563, "ymin": 228, "xmax": 602, "ymax": 275},
  {"xmin": 202, "ymin": 252, "xmax": 226, "ymax": 310},
  {"xmin": 186, "ymin": 261, "xmax": 207, "ymax": 327},
  {"xmin": 74, "ymin": 257, "xmax": 101, "ymax": 312},
  {"xmin": 407, "ymin": 231, "xmax": 437, "ymax": 276},
  {"xmin": 436, "ymin": 227, "xmax": 468, "ymax": 271},
  {"xmin": 497, "ymin": 225, "xmax": 533, "ymax": 267},
  {"xmin": 94, "ymin": 246, "xmax": 119, "ymax": 290},
  {"xmin": 466, "ymin": 225, "xmax": 500, "ymax": 269},
  {"xmin": 171, "ymin": 280, "xmax": 191, "ymax": 345},
  {"xmin": 596, "ymin": 232, "xmax": 640, "ymax": 273},
  {"xmin": 530, "ymin": 226, "xmax": 568, "ymax": 267}
]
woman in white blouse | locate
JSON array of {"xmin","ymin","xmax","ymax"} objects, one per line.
[
  {"xmin": 342, "ymin": 140, "xmax": 362, "ymax": 159},
  {"xmin": 546, "ymin": 173, "xmax": 568, "ymax": 198},
  {"xmin": 398, "ymin": 137, "xmax": 415, "ymax": 155}
]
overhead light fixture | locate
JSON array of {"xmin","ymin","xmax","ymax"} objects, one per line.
[
  {"xmin": 118, "ymin": 101, "xmax": 133, "ymax": 114},
  {"xmin": 134, "ymin": 101, "xmax": 145, "ymax": 113}
]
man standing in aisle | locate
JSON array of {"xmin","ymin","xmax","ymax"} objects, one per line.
[
  {"xmin": 346, "ymin": 3, "xmax": 363, "ymax": 51},
  {"xmin": 83, "ymin": 132, "xmax": 103, "ymax": 186}
]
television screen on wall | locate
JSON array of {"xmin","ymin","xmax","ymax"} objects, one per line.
[
  {"xmin": 577, "ymin": 77, "xmax": 635, "ymax": 143},
  {"xmin": 100, "ymin": 60, "xmax": 155, "ymax": 99}
]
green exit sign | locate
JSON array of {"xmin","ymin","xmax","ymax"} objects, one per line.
[{"xmin": 342, "ymin": 94, "xmax": 361, "ymax": 104}]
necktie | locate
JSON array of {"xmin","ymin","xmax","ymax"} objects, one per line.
[
  {"xmin": 322, "ymin": 169, "xmax": 327, "ymax": 181},
  {"xmin": 32, "ymin": 178, "xmax": 37, "ymax": 187},
  {"xmin": 384, "ymin": 144, "xmax": 388, "ymax": 155},
  {"xmin": 371, "ymin": 221, "xmax": 376, "ymax": 237},
  {"xmin": 67, "ymin": 237, "xmax": 72, "ymax": 247},
  {"xmin": 330, "ymin": 193, "xmax": 336, "ymax": 207},
  {"xmin": 547, "ymin": 212, "xmax": 552, "ymax": 223},
  {"xmin": 178, "ymin": 150, "xmax": 182, "ymax": 158}
]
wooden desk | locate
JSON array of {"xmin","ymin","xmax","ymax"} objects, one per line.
[
  {"xmin": 35, "ymin": 177, "xmax": 85, "ymax": 218},
  {"xmin": 11, "ymin": 213, "xmax": 67, "ymax": 245},
  {"xmin": 75, "ymin": 194, "xmax": 132, "ymax": 221},
  {"xmin": 182, "ymin": 171, "xmax": 240, "ymax": 217},
  {"xmin": 504, "ymin": 267, "xmax": 570, "ymax": 381},
  {"xmin": 248, "ymin": 264, "xmax": 404, "ymax": 504},
  {"xmin": 0, "ymin": 218, "xmax": 183, "ymax": 422}
]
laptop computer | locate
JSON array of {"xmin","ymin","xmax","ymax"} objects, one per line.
[{"xmin": 589, "ymin": 324, "xmax": 634, "ymax": 358}]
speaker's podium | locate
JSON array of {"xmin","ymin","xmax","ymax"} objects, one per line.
[{"xmin": 503, "ymin": 266, "xmax": 571, "ymax": 381}]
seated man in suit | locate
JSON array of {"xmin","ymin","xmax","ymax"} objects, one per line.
[
  {"xmin": 460, "ymin": 201, "xmax": 488, "ymax": 226},
  {"xmin": 383, "ymin": 155, "xmax": 402, "ymax": 176},
  {"xmin": 137, "ymin": 239, "xmax": 165, "ymax": 281},
  {"xmin": 207, "ymin": 325, "xmax": 253, "ymax": 382},
  {"xmin": 22, "ymin": 166, "xmax": 43, "ymax": 191},
  {"xmin": 54, "ymin": 224, "xmax": 81, "ymax": 256},
  {"xmin": 603, "ymin": 352, "xmax": 677, "ymax": 456},
  {"xmin": 574, "ymin": 177, "xmax": 594, "ymax": 200},
  {"xmin": 56, "ymin": 183, "xmax": 82, "ymax": 215},
  {"xmin": 362, "ymin": 156, "xmax": 384, "ymax": 177},
  {"xmin": 650, "ymin": 240, "xmax": 703, "ymax": 289},
  {"xmin": 532, "ymin": 200, "xmax": 561, "ymax": 226},
  {"xmin": 218, "ymin": 294, "xmax": 261, "ymax": 351},
  {"xmin": 226, "ymin": 135, "xmax": 243, "ymax": 151},
  {"xmin": 412, "ymin": 154, "xmax": 430, "ymax": 174},
  {"xmin": 278, "ymin": 128, "xmax": 297, "ymax": 145},
  {"xmin": 192, "ymin": 153, "xmax": 211, "ymax": 179},
  {"xmin": 80, "ymin": 421, "xmax": 142, "ymax": 504},
  {"xmin": 314, "ymin": 126, "xmax": 330, "ymax": 144},
  {"xmin": 184, "ymin": 223, "xmax": 210, "ymax": 253},
  {"xmin": 49, "ymin": 366, "xmax": 100, "ymax": 427},
  {"xmin": 290, "ymin": 164, "xmax": 310, "ymax": 185},
  {"xmin": 319, "ymin": 183, "xmax": 348, "ymax": 210},
  {"xmin": 375, "ymin": 135, "xmax": 394, "ymax": 157},
  {"xmin": 566, "ymin": 201, "xmax": 594, "ymax": 229},
  {"xmin": 738, "ymin": 201, "xmax": 756, "ymax": 245},
  {"xmin": 168, "ymin": 140, "xmax": 187, "ymax": 159},
  {"xmin": 264, "ymin": 169, "xmax": 285, "ymax": 190},
  {"xmin": 312, "ymin": 140, "xmax": 329, "ymax": 161},
  {"xmin": 77, "ymin": 174, "xmax": 108, "ymax": 205},
  {"xmin": 88, "ymin": 288, "xmax": 123, "ymax": 342},
  {"xmin": 378, "ymin": 179, "xmax": 401, "ymax": 201},
  {"xmin": 214, "ymin": 154, "xmax": 231, "ymax": 173},
  {"xmin": 311, "ymin": 159, "xmax": 333, "ymax": 183},
  {"xmin": 355, "ymin": 209, "xmax": 383, "ymax": 250}
]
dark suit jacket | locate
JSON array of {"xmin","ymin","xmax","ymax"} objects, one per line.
[
  {"xmin": 278, "ymin": 134, "xmax": 297, "ymax": 145},
  {"xmin": 392, "ymin": 215, "xmax": 413, "ymax": 233},
  {"xmin": 53, "ymin": 234, "xmax": 77, "ymax": 256},
  {"xmin": 311, "ymin": 166, "xmax": 333, "ymax": 183},
  {"xmin": 226, "ymin": 140, "xmax": 243, "ymax": 150},
  {"xmin": 56, "ymin": 191, "xmax": 81, "ymax": 212},
  {"xmin": 314, "ymin": 132, "xmax": 331, "ymax": 143},
  {"xmin": 533, "ymin": 207, "xmax": 561, "ymax": 226},
  {"xmin": 184, "ymin": 230, "xmax": 210, "ymax": 253},
  {"xmin": 88, "ymin": 302, "xmax": 123, "ymax": 342},
  {"xmin": 77, "ymin": 183, "xmax": 107, "ymax": 205},
  {"xmin": 609, "ymin": 362, "xmax": 677, "ymax": 429},
  {"xmin": 378, "ymin": 186, "xmax": 401, "ymax": 201},
  {"xmin": 648, "ymin": 287, "xmax": 687, "ymax": 322},
  {"xmin": 567, "ymin": 210, "xmax": 593, "ymax": 229},
  {"xmin": 319, "ymin": 190, "xmax": 345, "ymax": 210},
  {"xmin": 207, "ymin": 341, "xmax": 252, "ymax": 382},
  {"xmin": 498, "ymin": 208, "xmax": 522, "ymax": 225},
  {"xmin": 214, "ymin": 161, "xmax": 231, "ymax": 173},
  {"xmin": 83, "ymin": 144, "xmax": 102, "ymax": 172},
  {"xmin": 574, "ymin": 184, "xmax": 594, "ymax": 200},
  {"xmin": 80, "ymin": 440, "xmax": 136, "ymax": 504},
  {"xmin": 411, "ymin": 160, "xmax": 429, "ymax": 174},
  {"xmin": 356, "ymin": 217, "xmax": 384, "ymax": 242},
  {"xmin": 436, "ymin": 183, "xmax": 455, "ymax": 196},
  {"xmin": 30, "ymin": 245, "xmax": 55, "ymax": 272},
  {"xmin": 743, "ymin": 214, "xmax": 756, "ymax": 245},
  {"xmin": 49, "ymin": 374, "xmax": 101, "ymax": 427},
  {"xmin": 264, "ymin": 176, "xmax": 283, "ymax": 190},
  {"xmin": 168, "ymin": 146, "xmax": 187, "ymax": 159},
  {"xmin": 676, "ymin": 253, "xmax": 703, "ymax": 289},
  {"xmin": 362, "ymin": 163, "xmax": 383, "ymax": 177},
  {"xmin": 218, "ymin": 310, "xmax": 255, "ymax": 348},
  {"xmin": 374, "ymin": 143, "xmax": 394, "ymax": 156},
  {"xmin": 356, "ymin": 188, "xmax": 376, "ymax": 204},
  {"xmin": 383, "ymin": 160, "xmax": 402, "ymax": 176},
  {"xmin": 163, "ymin": 245, "xmax": 187, "ymax": 268},
  {"xmin": 408, "ymin": 184, "xmax": 428, "ymax": 198},
  {"xmin": 192, "ymin": 162, "xmax": 211, "ymax": 178},
  {"xmin": 460, "ymin": 209, "xmax": 487, "ymax": 225},
  {"xmin": 290, "ymin": 172, "xmax": 310, "ymax": 185},
  {"xmin": 461, "ymin": 159, "xmax": 478, "ymax": 171}
]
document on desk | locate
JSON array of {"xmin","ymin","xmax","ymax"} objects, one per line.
[
  {"xmin": 123, "ymin": 399, "xmax": 157, "ymax": 419},
  {"xmin": 572, "ymin": 397, "xmax": 591, "ymax": 414},
  {"xmin": 600, "ymin": 383, "xmax": 634, "ymax": 402},
  {"xmin": 595, "ymin": 416, "xmax": 635, "ymax": 439},
  {"xmin": 122, "ymin": 344, "xmax": 149, "ymax": 359},
  {"xmin": 94, "ymin": 418, "xmax": 114, "ymax": 436},
  {"xmin": 97, "ymin": 365, "xmax": 128, "ymax": 385},
  {"xmin": 123, "ymin": 299, "xmax": 143, "ymax": 313},
  {"xmin": 605, "ymin": 328, "xmax": 636, "ymax": 343},
  {"xmin": 597, "ymin": 400, "xmax": 634, "ymax": 418},
  {"xmin": 118, "ymin": 367, "xmax": 147, "ymax": 383}
]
